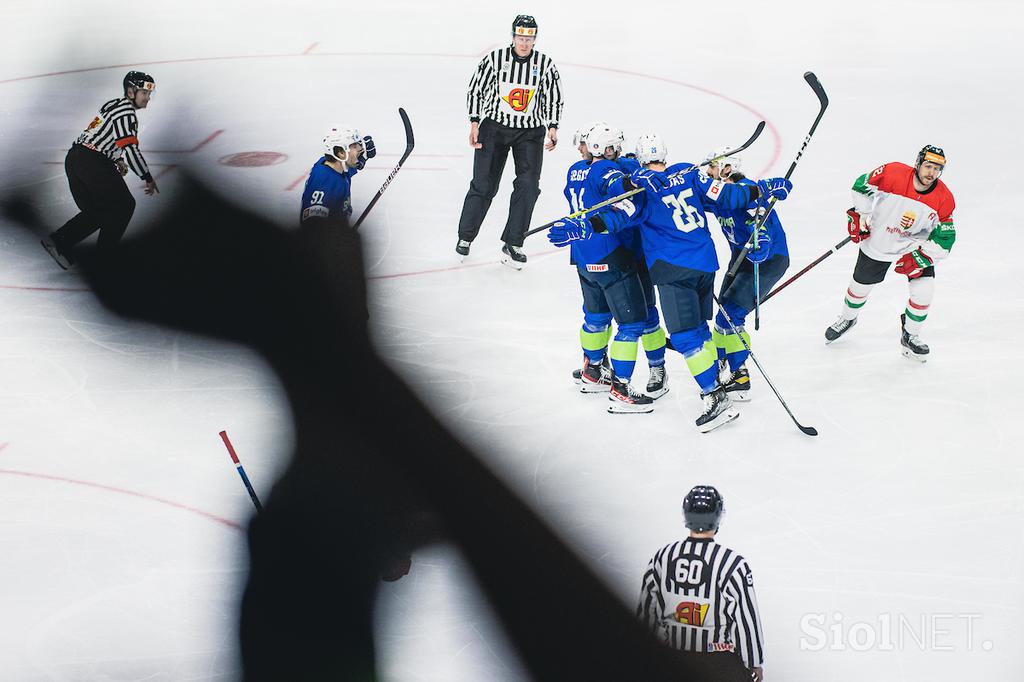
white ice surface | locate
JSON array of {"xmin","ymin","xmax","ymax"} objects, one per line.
[{"xmin": 1, "ymin": 1, "xmax": 1022, "ymax": 680}]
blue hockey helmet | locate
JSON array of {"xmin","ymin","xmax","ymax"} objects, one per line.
[{"xmin": 683, "ymin": 485, "xmax": 724, "ymax": 532}]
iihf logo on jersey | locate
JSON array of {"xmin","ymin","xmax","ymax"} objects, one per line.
[
  {"xmin": 900, "ymin": 211, "xmax": 917, "ymax": 228},
  {"xmin": 502, "ymin": 87, "xmax": 534, "ymax": 112}
]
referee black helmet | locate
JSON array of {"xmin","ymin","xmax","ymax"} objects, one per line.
[
  {"xmin": 683, "ymin": 485, "xmax": 724, "ymax": 532},
  {"xmin": 123, "ymin": 71, "xmax": 156, "ymax": 94}
]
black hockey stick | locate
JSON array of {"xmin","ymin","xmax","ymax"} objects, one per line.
[
  {"xmin": 713, "ymin": 294, "xmax": 818, "ymax": 436},
  {"xmin": 761, "ymin": 235, "xmax": 852, "ymax": 304},
  {"xmin": 525, "ymin": 120, "xmax": 766, "ymax": 238},
  {"xmin": 727, "ymin": 72, "xmax": 829, "ymax": 279},
  {"xmin": 352, "ymin": 107, "xmax": 414, "ymax": 232}
]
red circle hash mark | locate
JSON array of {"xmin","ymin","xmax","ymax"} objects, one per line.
[{"xmin": 219, "ymin": 151, "xmax": 288, "ymax": 167}]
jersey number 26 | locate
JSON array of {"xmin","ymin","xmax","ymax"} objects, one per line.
[{"xmin": 661, "ymin": 189, "xmax": 705, "ymax": 233}]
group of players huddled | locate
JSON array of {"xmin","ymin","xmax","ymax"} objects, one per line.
[
  {"xmin": 546, "ymin": 122, "xmax": 793, "ymax": 433},
  {"xmin": 541, "ymin": 122, "xmax": 955, "ymax": 433}
]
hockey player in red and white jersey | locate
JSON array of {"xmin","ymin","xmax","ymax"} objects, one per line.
[{"xmin": 824, "ymin": 145, "xmax": 956, "ymax": 361}]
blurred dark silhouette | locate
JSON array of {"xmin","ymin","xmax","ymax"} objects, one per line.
[{"xmin": 2, "ymin": 176, "xmax": 752, "ymax": 681}]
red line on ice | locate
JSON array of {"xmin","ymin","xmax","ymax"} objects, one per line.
[{"xmin": 0, "ymin": 467, "xmax": 244, "ymax": 530}]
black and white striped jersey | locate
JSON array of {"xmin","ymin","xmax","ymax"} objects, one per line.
[
  {"xmin": 637, "ymin": 537, "xmax": 765, "ymax": 669},
  {"xmin": 75, "ymin": 98, "xmax": 152, "ymax": 181},
  {"xmin": 466, "ymin": 45, "xmax": 563, "ymax": 130}
]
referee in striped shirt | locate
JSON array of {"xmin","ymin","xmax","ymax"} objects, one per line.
[
  {"xmin": 637, "ymin": 486, "xmax": 766, "ymax": 681},
  {"xmin": 456, "ymin": 15, "xmax": 564, "ymax": 268},
  {"xmin": 42, "ymin": 71, "xmax": 159, "ymax": 269}
]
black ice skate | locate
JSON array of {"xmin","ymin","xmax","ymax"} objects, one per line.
[
  {"xmin": 501, "ymin": 244, "xmax": 527, "ymax": 270},
  {"xmin": 695, "ymin": 386, "xmax": 739, "ymax": 433},
  {"xmin": 825, "ymin": 316, "xmax": 857, "ymax": 344},
  {"xmin": 576, "ymin": 355, "xmax": 611, "ymax": 392},
  {"xmin": 41, "ymin": 238, "xmax": 73, "ymax": 270},
  {"xmin": 456, "ymin": 239, "xmax": 471, "ymax": 258},
  {"xmin": 646, "ymin": 364, "xmax": 669, "ymax": 399},
  {"xmin": 900, "ymin": 313, "xmax": 929, "ymax": 362},
  {"xmin": 722, "ymin": 365, "xmax": 750, "ymax": 402},
  {"xmin": 608, "ymin": 375, "xmax": 654, "ymax": 414}
]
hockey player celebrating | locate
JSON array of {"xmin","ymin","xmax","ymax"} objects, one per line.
[
  {"xmin": 549, "ymin": 133, "xmax": 792, "ymax": 432},
  {"xmin": 705, "ymin": 149, "xmax": 791, "ymax": 401},
  {"xmin": 300, "ymin": 126, "xmax": 376, "ymax": 226},
  {"xmin": 560, "ymin": 122, "xmax": 667, "ymax": 413},
  {"xmin": 637, "ymin": 486, "xmax": 765, "ymax": 681},
  {"xmin": 824, "ymin": 145, "xmax": 956, "ymax": 361}
]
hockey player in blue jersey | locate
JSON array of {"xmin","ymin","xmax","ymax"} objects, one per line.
[
  {"xmin": 549, "ymin": 133, "xmax": 792, "ymax": 432},
  {"xmin": 300, "ymin": 126, "xmax": 376, "ymax": 226},
  {"xmin": 703, "ymin": 149, "xmax": 790, "ymax": 402},
  {"xmin": 562, "ymin": 122, "xmax": 668, "ymax": 413}
]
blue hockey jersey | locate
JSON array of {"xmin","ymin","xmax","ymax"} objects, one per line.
[
  {"xmin": 563, "ymin": 158, "xmax": 634, "ymax": 270},
  {"xmin": 300, "ymin": 156, "xmax": 358, "ymax": 224},
  {"xmin": 708, "ymin": 176, "xmax": 789, "ymax": 259},
  {"xmin": 599, "ymin": 162, "xmax": 754, "ymax": 273}
]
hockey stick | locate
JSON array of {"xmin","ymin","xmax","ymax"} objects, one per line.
[
  {"xmin": 712, "ymin": 295, "xmax": 818, "ymax": 437},
  {"xmin": 524, "ymin": 120, "xmax": 766, "ymax": 238},
  {"xmin": 219, "ymin": 430, "xmax": 264, "ymax": 512},
  {"xmin": 761, "ymin": 235, "xmax": 852, "ymax": 304},
  {"xmin": 352, "ymin": 107, "xmax": 414, "ymax": 232},
  {"xmin": 727, "ymin": 72, "xmax": 829, "ymax": 279}
]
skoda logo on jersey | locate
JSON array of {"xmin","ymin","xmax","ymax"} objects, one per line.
[
  {"xmin": 900, "ymin": 211, "xmax": 917, "ymax": 228},
  {"xmin": 674, "ymin": 601, "xmax": 709, "ymax": 626},
  {"xmin": 531, "ymin": 66, "xmax": 540, "ymax": 78},
  {"xmin": 503, "ymin": 87, "xmax": 534, "ymax": 112}
]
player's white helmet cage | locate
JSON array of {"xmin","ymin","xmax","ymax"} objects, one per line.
[
  {"xmin": 635, "ymin": 132, "xmax": 668, "ymax": 165},
  {"xmin": 323, "ymin": 126, "xmax": 363, "ymax": 161},
  {"xmin": 573, "ymin": 120, "xmax": 608, "ymax": 149},
  {"xmin": 704, "ymin": 147, "xmax": 742, "ymax": 176},
  {"xmin": 585, "ymin": 123, "xmax": 624, "ymax": 159}
]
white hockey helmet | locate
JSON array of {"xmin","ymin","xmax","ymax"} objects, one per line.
[
  {"xmin": 704, "ymin": 147, "xmax": 742, "ymax": 176},
  {"xmin": 323, "ymin": 126, "xmax": 362, "ymax": 160},
  {"xmin": 634, "ymin": 132, "xmax": 668, "ymax": 165},
  {"xmin": 585, "ymin": 123, "xmax": 624, "ymax": 159},
  {"xmin": 573, "ymin": 120, "xmax": 607, "ymax": 148}
]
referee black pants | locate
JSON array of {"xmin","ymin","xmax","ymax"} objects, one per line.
[
  {"xmin": 52, "ymin": 144, "xmax": 136, "ymax": 254},
  {"xmin": 457, "ymin": 119, "xmax": 545, "ymax": 248}
]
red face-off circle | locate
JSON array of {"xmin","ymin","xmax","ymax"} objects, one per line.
[{"xmin": 218, "ymin": 151, "xmax": 287, "ymax": 167}]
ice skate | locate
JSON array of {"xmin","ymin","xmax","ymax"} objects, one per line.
[
  {"xmin": 722, "ymin": 365, "xmax": 750, "ymax": 402},
  {"xmin": 455, "ymin": 239, "xmax": 471, "ymax": 260},
  {"xmin": 696, "ymin": 387, "xmax": 739, "ymax": 433},
  {"xmin": 646, "ymin": 364, "xmax": 669, "ymax": 399},
  {"xmin": 608, "ymin": 375, "xmax": 654, "ymax": 413},
  {"xmin": 577, "ymin": 355, "xmax": 611, "ymax": 392},
  {"xmin": 900, "ymin": 313, "xmax": 929, "ymax": 362},
  {"xmin": 824, "ymin": 316, "xmax": 857, "ymax": 344},
  {"xmin": 41, "ymin": 238, "xmax": 73, "ymax": 270},
  {"xmin": 501, "ymin": 244, "xmax": 527, "ymax": 270}
]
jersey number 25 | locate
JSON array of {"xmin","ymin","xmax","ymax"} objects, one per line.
[{"xmin": 661, "ymin": 189, "xmax": 705, "ymax": 233}]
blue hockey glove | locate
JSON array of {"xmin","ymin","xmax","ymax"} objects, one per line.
[
  {"xmin": 355, "ymin": 135, "xmax": 376, "ymax": 170},
  {"xmin": 630, "ymin": 168, "xmax": 670, "ymax": 193},
  {"xmin": 548, "ymin": 216, "xmax": 592, "ymax": 247},
  {"xmin": 745, "ymin": 226, "xmax": 772, "ymax": 263},
  {"xmin": 756, "ymin": 177, "xmax": 792, "ymax": 202}
]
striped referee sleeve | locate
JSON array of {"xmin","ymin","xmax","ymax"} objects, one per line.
[
  {"xmin": 466, "ymin": 55, "xmax": 495, "ymax": 122},
  {"xmin": 538, "ymin": 61, "xmax": 563, "ymax": 129},
  {"xmin": 726, "ymin": 559, "xmax": 765, "ymax": 668},
  {"xmin": 112, "ymin": 112, "xmax": 152, "ymax": 181},
  {"xmin": 636, "ymin": 543, "xmax": 671, "ymax": 632}
]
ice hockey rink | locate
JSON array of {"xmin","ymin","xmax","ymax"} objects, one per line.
[{"xmin": 1, "ymin": 0, "xmax": 1021, "ymax": 679}]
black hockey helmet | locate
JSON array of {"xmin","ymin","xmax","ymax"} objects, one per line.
[
  {"xmin": 916, "ymin": 145, "xmax": 946, "ymax": 169},
  {"xmin": 683, "ymin": 485, "xmax": 724, "ymax": 532},
  {"xmin": 512, "ymin": 14, "xmax": 538, "ymax": 37},
  {"xmin": 123, "ymin": 71, "xmax": 156, "ymax": 94}
]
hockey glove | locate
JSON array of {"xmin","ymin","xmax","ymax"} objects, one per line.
[
  {"xmin": 745, "ymin": 226, "xmax": 772, "ymax": 263},
  {"xmin": 846, "ymin": 208, "xmax": 871, "ymax": 243},
  {"xmin": 630, "ymin": 168, "xmax": 670, "ymax": 193},
  {"xmin": 894, "ymin": 249, "xmax": 933, "ymax": 279},
  {"xmin": 355, "ymin": 135, "xmax": 376, "ymax": 170},
  {"xmin": 548, "ymin": 216, "xmax": 592, "ymax": 247},
  {"xmin": 756, "ymin": 177, "xmax": 793, "ymax": 202}
]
